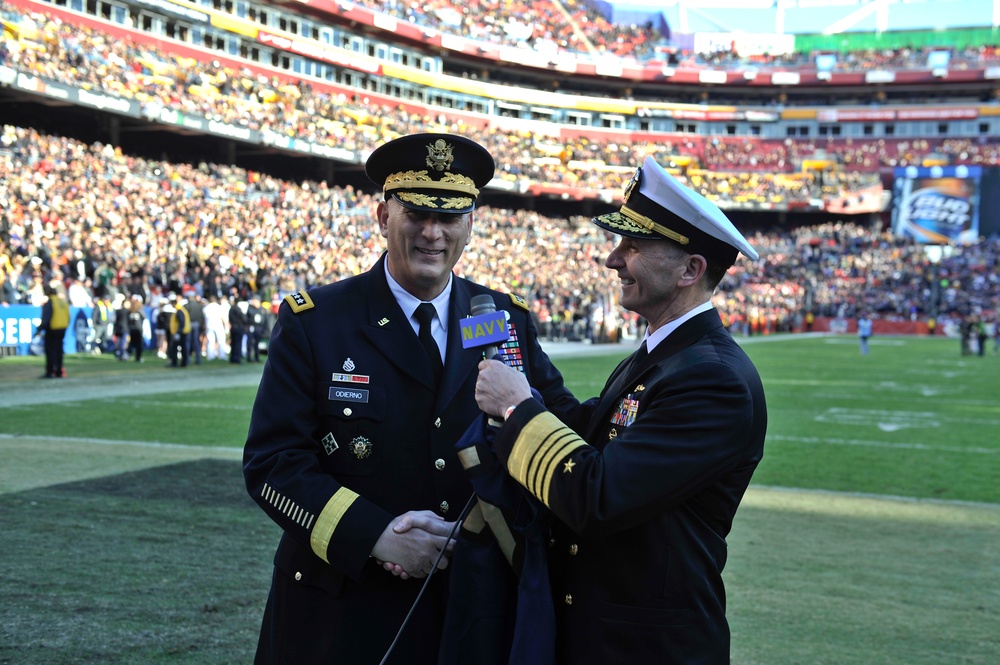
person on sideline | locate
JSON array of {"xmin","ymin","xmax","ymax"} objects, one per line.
[
  {"xmin": 473, "ymin": 156, "xmax": 768, "ymax": 665},
  {"xmin": 39, "ymin": 282, "xmax": 70, "ymax": 378},
  {"xmin": 228, "ymin": 295, "xmax": 248, "ymax": 364},
  {"xmin": 858, "ymin": 313, "xmax": 873, "ymax": 355},
  {"xmin": 167, "ymin": 293, "xmax": 191, "ymax": 367},
  {"xmin": 243, "ymin": 133, "xmax": 576, "ymax": 665},
  {"xmin": 126, "ymin": 295, "xmax": 147, "ymax": 362},
  {"xmin": 185, "ymin": 291, "xmax": 205, "ymax": 365}
]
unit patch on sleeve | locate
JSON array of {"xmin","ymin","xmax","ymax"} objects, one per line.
[{"xmin": 284, "ymin": 291, "xmax": 315, "ymax": 313}]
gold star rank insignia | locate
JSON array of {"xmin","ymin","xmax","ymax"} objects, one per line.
[{"xmin": 563, "ymin": 458, "xmax": 576, "ymax": 474}]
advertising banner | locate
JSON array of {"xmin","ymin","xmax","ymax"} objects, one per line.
[
  {"xmin": 0, "ymin": 306, "xmax": 93, "ymax": 357},
  {"xmin": 891, "ymin": 166, "xmax": 982, "ymax": 244}
]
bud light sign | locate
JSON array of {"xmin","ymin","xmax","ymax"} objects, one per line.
[{"xmin": 892, "ymin": 166, "xmax": 981, "ymax": 244}]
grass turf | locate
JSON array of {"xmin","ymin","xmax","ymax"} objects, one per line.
[{"xmin": 1, "ymin": 334, "xmax": 998, "ymax": 663}]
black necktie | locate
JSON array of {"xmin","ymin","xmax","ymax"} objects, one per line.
[
  {"xmin": 414, "ymin": 303, "xmax": 443, "ymax": 385},
  {"xmin": 608, "ymin": 341, "xmax": 648, "ymax": 397},
  {"xmin": 632, "ymin": 340, "xmax": 648, "ymax": 367}
]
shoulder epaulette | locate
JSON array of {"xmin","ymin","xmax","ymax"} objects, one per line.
[
  {"xmin": 508, "ymin": 293, "xmax": 529, "ymax": 311},
  {"xmin": 284, "ymin": 291, "xmax": 315, "ymax": 314}
]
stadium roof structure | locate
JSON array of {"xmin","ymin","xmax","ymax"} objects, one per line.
[{"xmin": 603, "ymin": 0, "xmax": 999, "ymax": 35}]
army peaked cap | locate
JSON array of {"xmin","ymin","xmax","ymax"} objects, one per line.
[{"xmin": 366, "ymin": 133, "xmax": 495, "ymax": 215}]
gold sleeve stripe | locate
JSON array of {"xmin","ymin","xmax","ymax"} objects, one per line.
[
  {"xmin": 508, "ymin": 411, "xmax": 588, "ymax": 507},
  {"xmin": 310, "ymin": 487, "xmax": 360, "ymax": 563},
  {"xmin": 261, "ymin": 483, "xmax": 315, "ymax": 529}
]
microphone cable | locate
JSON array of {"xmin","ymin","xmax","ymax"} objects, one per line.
[{"xmin": 377, "ymin": 491, "xmax": 477, "ymax": 665}]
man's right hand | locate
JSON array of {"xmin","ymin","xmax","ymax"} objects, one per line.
[{"xmin": 370, "ymin": 510, "xmax": 457, "ymax": 580}]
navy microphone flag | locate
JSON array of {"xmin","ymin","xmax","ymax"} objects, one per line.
[{"xmin": 462, "ymin": 295, "xmax": 510, "ymax": 357}]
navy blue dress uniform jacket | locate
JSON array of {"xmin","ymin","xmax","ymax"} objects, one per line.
[
  {"xmin": 492, "ymin": 309, "xmax": 767, "ymax": 665},
  {"xmin": 243, "ymin": 253, "xmax": 576, "ymax": 665}
]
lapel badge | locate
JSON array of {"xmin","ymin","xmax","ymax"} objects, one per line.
[
  {"xmin": 635, "ymin": 384, "xmax": 645, "ymax": 392},
  {"xmin": 350, "ymin": 436, "xmax": 372, "ymax": 460},
  {"xmin": 609, "ymin": 428, "xmax": 618, "ymax": 441},
  {"xmin": 378, "ymin": 317, "xmax": 389, "ymax": 327},
  {"xmin": 321, "ymin": 432, "xmax": 339, "ymax": 455},
  {"xmin": 343, "ymin": 358, "xmax": 356, "ymax": 372}
]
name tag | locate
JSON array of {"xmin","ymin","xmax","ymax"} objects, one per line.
[{"xmin": 329, "ymin": 387, "xmax": 369, "ymax": 403}]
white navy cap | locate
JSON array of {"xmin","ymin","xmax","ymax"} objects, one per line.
[{"xmin": 593, "ymin": 156, "xmax": 759, "ymax": 265}]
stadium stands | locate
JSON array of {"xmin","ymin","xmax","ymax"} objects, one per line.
[{"xmin": 1, "ymin": 0, "xmax": 998, "ymax": 348}]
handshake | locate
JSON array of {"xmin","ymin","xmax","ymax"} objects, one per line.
[{"xmin": 370, "ymin": 510, "xmax": 458, "ymax": 580}]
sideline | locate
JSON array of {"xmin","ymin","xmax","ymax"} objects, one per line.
[{"xmin": 0, "ymin": 335, "xmax": 802, "ymax": 408}]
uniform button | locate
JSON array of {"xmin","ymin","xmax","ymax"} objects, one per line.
[
  {"xmin": 569, "ymin": 544, "xmax": 578, "ymax": 556},
  {"xmin": 439, "ymin": 501, "xmax": 450, "ymax": 513},
  {"xmin": 549, "ymin": 538, "xmax": 557, "ymax": 547},
  {"xmin": 434, "ymin": 458, "xmax": 446, "ymax": 471},
  {"xmin": 564, "ymin": 594, "xmax": 573, "ymax": 606},
  {"xmin": 434, "ymin": 417, "xmax": 442, "ymax": 428},
  {"xmin": 343, "ymin": 408, "xmax": 353, "ymax": 417},
  {"xmin": 294, "ymin": 572, "xmax": 302, "ymax": 581}
]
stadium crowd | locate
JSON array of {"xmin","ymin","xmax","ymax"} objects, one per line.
[
  {"xmin": 2, "ymin": 125, "xmax": 998, "ymax": 361},
  {"xmin": 267, "ymin": 0, "xmax": 1000, "ymax": 69},
  {"xmin": 331, "ymin": 0, "xmax": 664, "ymax": 59},
  {"xmin": 0, "ymin": 6, "xmax": 996, "ymax": 208}
]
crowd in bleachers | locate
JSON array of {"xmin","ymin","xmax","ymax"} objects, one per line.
[
  {"xmin": 343, "ymin": 0, "xmax": 663, "ymax": 59},
  {"xmin": 1, "ymin": 3, "xmax": 999, "ymax": 356},
  {"xmin": 299, "ymin": 0, "xmax": 1000, "ymax": 70},
  {"xmin": 685, "ymin": 43, "xmax": 1000, "ymax": 72},
  {"xmin": 6, "ymin": 6, "xmax": 995, "ymax": 215},
  {"xmin": 702, "ymin": 137, "xmax": 1000, "ymax": 173},
  {"xmin": 2, "ymin": 126, "xmax": 998, "ymax": 354}
]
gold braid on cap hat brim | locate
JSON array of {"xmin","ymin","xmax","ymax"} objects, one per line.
[
  {"xmin": 383, "ymin": 170, "xmax": 480, "ymax": 197},
  {"xmin": 620, "ymin": 205, "xmax": 689, "ymax": 245},
  {"xmin": 396, "ymin": 192, "xmax": 474, "ymax": 210}
]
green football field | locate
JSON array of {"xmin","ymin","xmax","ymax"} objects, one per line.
[{"xmin": 1, "ymin": 334, "xmax": 998, "ymax": 664}]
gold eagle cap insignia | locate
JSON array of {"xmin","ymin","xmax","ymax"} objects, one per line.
[
  {"xmin": 622, "ymin": 166, "xmax": 642, "ymax": 203},
  {"xmin": 426, "ymin": 139, "xmax": 455, "ymax": 172}
]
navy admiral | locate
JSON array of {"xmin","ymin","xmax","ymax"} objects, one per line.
[
  {"xmin": 473, "ymin": 156, "xmax": 768, "ymax": 665},
  {"xmin": 243, "ymin": 133, "xmax": 576, "ymax": 665}
]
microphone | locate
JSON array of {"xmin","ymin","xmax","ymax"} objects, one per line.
[{"xmin": 462, "ymin": 294, "xmax": 510, "ymax": 360}]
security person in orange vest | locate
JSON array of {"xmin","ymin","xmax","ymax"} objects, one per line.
[
  {"xmin": 167, "ymin": 293, "xmax": 192, "ymax": 367},
  {"xmin": 39, "ymin": 282, "xmax": 70, "ymax": 378}
]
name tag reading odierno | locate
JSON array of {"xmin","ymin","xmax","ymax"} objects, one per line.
[{"xmin": 329, "ymin": 387, "xmax": 370, "ymax": 403}]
